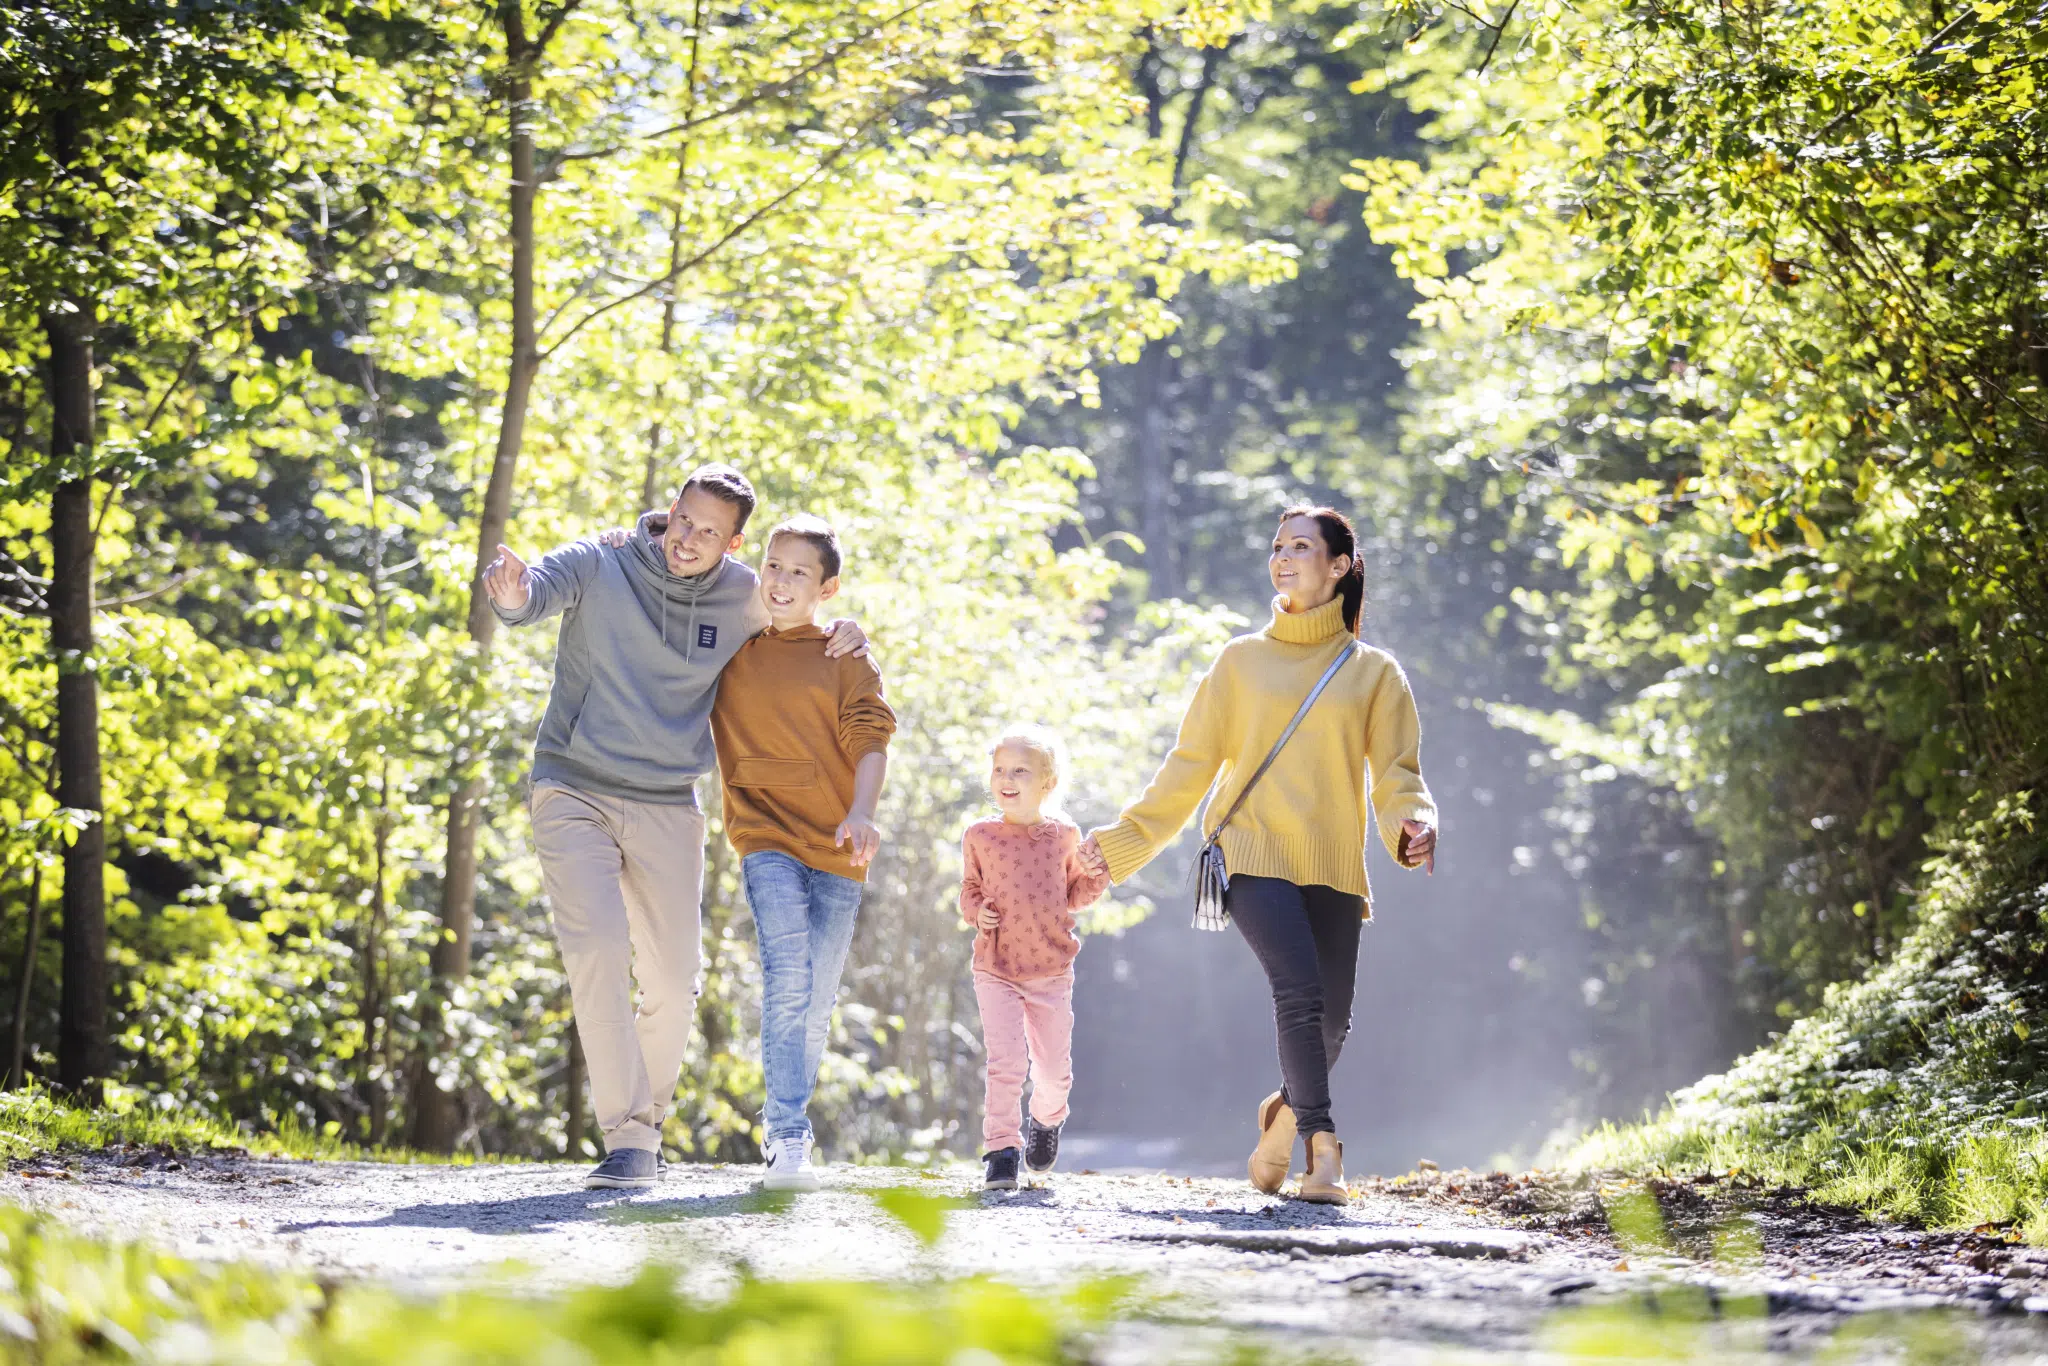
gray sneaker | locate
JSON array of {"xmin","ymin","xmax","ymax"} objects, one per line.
[{"xmin": 585, "ymin": 1147, "xmax": 661, "ymax": 1190}]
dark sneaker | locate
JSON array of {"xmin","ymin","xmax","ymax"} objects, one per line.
[
  {"xmin": 1024, "ymin": 1116, "xmax": 1063, "ymax": 1174},
  {"xmin": 585, "ymin": 1147, "xmax": 660, "ymax": 1190},
  {"xmin": 983, "ymin": 1147, "xmax": 1021, "ymax": 1191}
]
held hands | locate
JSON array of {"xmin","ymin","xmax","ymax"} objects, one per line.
[
  {"xmin": 1076, "ymin": 834, "xmax": 1108, "ymax": 878},
  {"xmin": 1397, "ymin": 819, "xmax": 1438, "ymax": 874},
  {"xmin": 835, "ymin": 811, "xmax": 881, "ymax": 868},
  {"xmin": 482, "ymin": 544, "xmax": 531, "ymax": 611}
]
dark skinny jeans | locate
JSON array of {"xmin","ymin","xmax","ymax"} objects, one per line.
[{"xmin": 1228, "ymin": 874, "xmax": 1364, "ymax": 1137}]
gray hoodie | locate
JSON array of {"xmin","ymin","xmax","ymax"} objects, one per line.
[{"xmin": 493, "ymin": 512, "xmax": 770, "ymax": 804}]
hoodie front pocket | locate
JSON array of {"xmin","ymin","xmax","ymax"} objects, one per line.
[{"xmin": 729, "ymin": 757, "xmax": 818, "ymax": 789}]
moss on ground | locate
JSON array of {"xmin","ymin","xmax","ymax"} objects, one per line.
[
  {"xmin": 0, "ymin": 1086, "xmax": 474, "ymax": 1166},
  {"xmin": 1575, "ymin": 797, "xmax": 2048, "ymax": 1239}
]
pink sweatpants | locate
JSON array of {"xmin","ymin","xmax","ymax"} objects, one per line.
[{"xmin": 973, "ymin": 966, "xmax": 1075, "ymax": 1153}]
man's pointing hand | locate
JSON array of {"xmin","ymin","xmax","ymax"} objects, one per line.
[{"xmin": 484, "ymin": 544, "xmax": 531, "ymax": 610}]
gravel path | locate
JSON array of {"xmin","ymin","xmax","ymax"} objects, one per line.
[{"xmin": 11, "ymin": 1151, "xmax": 2048, "ymax": 1361}]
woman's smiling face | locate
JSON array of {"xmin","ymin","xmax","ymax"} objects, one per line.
[{"xmin": 1269, "ymin": 514, "xmax": 1346, "ymax": 611}]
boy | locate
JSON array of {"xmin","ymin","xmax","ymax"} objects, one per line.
[{"xmin": 710, "ymin": 514, "xmax": 894, "ymax": 1192}]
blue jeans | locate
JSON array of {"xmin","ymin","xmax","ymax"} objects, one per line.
[{"xmin": 741, "ymin": 851, "xmax": 864, "ymax": 1145}]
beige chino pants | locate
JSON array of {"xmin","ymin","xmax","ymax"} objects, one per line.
[{"xmin": 530, "ymin": 781, "xmax": 706, "ymax": 1154}]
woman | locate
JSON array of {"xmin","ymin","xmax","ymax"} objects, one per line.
[{"xmin": 1079, "ymin": 505, "xmax": 1438, "ymax": 1203}]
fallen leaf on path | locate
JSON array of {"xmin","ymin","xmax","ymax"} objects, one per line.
[{"xmin": 1613, "ymin": 1259, "xmax": 1630, "ymax": 1272}]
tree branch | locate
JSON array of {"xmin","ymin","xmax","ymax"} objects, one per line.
[
  {"xmin": 538, "ymin": 99, "xmax": 907, "ymax": 360},
  {"xmin": 97, "ymin": 568, "xmax": 207, "ymax": 609},
  {"xmin": 544, "ymin": 0, "xmax": 936, "ymax": 172},
  {"xmin": 532, "ymin": 0, "xmax": 589, "ymax": 60},
  {"xmin": 1474, "ymin": 0, "xmax": 1519, "ymax": 76},
  {"xmin": 1169, "ymin": 40, "xmax": 1232, "ymax": 194}
]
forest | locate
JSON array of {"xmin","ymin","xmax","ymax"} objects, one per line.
[{"xmin": 2, "ymin": 0, "xmax": 2045, "ymax": 1251}]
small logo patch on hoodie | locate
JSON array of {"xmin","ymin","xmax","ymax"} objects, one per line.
[{"xmin": 697, "ymin": 623, "xmax": 718, "ymax": 650}]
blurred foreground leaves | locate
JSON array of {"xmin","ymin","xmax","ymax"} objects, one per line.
[{"xmin": 0, "ymin": 1205, "xmax": 1122, "ymax": 1365}]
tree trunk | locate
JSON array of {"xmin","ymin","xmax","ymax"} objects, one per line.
[
  {"xmin": 639, "ymin": 0, "xmax": 704, "ymax": 514},
  {"xmin": 9, "ymin": 864, "xmax": 45, "ymax": 1089},
  {"xmin": 1132, "ymin": 340, "xmax": 1180, "ymax": 598},
  {"xmin": 1127, "ymin": 41, "xmax": 1227, "ymax": 604},
  {"xmin": 412, "ymin": 7, "xmax": 543, "ymax": 1151},
  {"xmin": 564, "ymin": 1019, "xmax": 586, "ymax": 1157},
  {"xmin": 44, "ymin": 102, "xmax": 108, "ymax": 1102},
  {"xmin": 365, "ymin": 781, "xmax": 389, "ymax": 1145}
]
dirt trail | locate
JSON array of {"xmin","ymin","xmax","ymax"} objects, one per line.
[{"xmin": 10, "ymin": 1152, "xmax": 2048, "ymax": 1361}]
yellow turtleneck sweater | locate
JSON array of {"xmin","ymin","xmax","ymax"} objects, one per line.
[{"xmin": 1090, "ymin": 595, "xmax": 1437, "ymax": 912}]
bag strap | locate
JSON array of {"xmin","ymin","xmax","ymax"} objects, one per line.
[{"xmin": 1203, "ymin": 641, "xmax": 1357, "ymax": 845}]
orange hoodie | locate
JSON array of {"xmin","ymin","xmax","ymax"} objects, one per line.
[{"xmin": 710, "ymin": 624, "xmax": 895, "ymax": 882}]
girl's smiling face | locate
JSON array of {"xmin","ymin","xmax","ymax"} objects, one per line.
[
  {"xmin": 990, "ymin": 743, "xmax": 1056, "ymax": 823},
  {"xmin": 1269, "ymin": 513, "xmax": 1348, "ymax": 612}
]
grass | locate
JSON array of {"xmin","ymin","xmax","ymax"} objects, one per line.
[
  {"xmin": 1573, "ymin": 799, "xmax": 2048, "ymax": 1241},
  {"xmin": 0, "ymin": 1085, "xmax": 480, "ymax": 1166}
]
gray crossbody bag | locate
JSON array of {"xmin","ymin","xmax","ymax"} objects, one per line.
[{"xmin": 1190, "ymin": 643, "xmax": 1358, "ymax": 931}]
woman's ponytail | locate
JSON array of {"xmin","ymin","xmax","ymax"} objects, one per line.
[{"xmin": 1278, "ymin": 504, "xmax": 1364, "ymax": 636}]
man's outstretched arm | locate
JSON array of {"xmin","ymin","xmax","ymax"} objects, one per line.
[{"xmin": 484, "ymin": 538, "xmax": 601, "ymax": 626}]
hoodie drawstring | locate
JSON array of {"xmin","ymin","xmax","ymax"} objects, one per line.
[{"xmin": 633, "ymin": 511, "xmax": 716, "ymax": 660}]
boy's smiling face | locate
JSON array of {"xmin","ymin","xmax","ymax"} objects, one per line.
[{"xmin": 759, "ymin": 533, "xmax": 838, "ymax": 629}]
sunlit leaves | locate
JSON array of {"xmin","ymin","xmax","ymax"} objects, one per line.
[{"xmin": 1354, "ymin": 0, "xmax": 2048, "ymax": 999}]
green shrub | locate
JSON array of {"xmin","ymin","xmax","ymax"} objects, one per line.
[{"xmin": 1574, "ymin": 802, "xmax": 2048, "ymax": 1239}]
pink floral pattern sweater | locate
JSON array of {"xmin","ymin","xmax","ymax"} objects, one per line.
[{"xmin": 959, "ymin": 817, "xmax": 1110, "ymax": 980}]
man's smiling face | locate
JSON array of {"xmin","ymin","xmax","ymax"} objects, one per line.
[{"xmin": 662, "ymin": 485, "xmax": 745, "ymax": 576}]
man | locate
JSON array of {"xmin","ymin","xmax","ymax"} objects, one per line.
[{"xmin": 483, "ymin": 464, "xmax": 865, "ymax": 1189}]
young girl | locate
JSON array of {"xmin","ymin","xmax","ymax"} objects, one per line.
[{"xmin": 959, "ymin": 725, "xmax": 1109, "ymax": 1190}]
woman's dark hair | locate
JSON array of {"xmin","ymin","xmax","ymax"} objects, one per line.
[{"xmin": 1276, "ymin": 504, "xmax": 1364, "ymax": 636}]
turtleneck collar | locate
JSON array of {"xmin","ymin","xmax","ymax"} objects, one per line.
[{"xmin": 1263, "ymin": 594, "xmax": 1349, "ymax": 645}]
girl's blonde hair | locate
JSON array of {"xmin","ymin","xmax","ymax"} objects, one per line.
[{"xmin": 989, "ymin": 724, "xmax": 1069, "ymax": 819}]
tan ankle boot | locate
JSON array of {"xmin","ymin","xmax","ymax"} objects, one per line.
[
  {"xmin": 1248, "ymin": 1091, "xmax": 1297, "ymax": 1194},
  {"xmin": 1296, "ymin": 1131, "xmax": 1348, "ymax": 1205}
]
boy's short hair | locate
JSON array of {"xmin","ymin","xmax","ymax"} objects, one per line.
[
  {"xmin": 767, "ymin": 514, "xmax": 842, "ymax": 581},
  {"xmin": 679, "ymin": 463, "xmax": 758, "ymax": 533}
]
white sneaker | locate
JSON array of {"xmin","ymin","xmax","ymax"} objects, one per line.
[{"xmin": 761, "ymin": 1135, "xmax": 822, "ymax": 1192}]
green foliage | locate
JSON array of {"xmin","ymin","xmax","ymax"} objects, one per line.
[
  {"xmin": 0, "ymin": 0, "xmax": 1266, "ymax": 1157},
  {"xmin": 1576, "ymin": 795, "xmax": 2048, "ymax": 1236},
  {"xmin": 0, "ymin": 1205, "xmax": 1118, "ymax": 1363},
  {"xmin": 867, "ymin": 1187, "xmax": 974, "ymax": 1247},
  {"xmin": 1352, "ymin": 0, "xmax": 2048, "ymax": 1015}
]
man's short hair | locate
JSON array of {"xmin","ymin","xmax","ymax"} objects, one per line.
[
  {"xmin": 678, "ymin": 463, "xmax": 758, "ymax": 533},
  {"xmin": 767, "ymin": 514, "xmax": 842, "ymax": 581}
]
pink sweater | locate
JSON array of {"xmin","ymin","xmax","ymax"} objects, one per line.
[{"xmin": 959, "ymin": 817, "xmax": 1110, "ymax": 980}]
